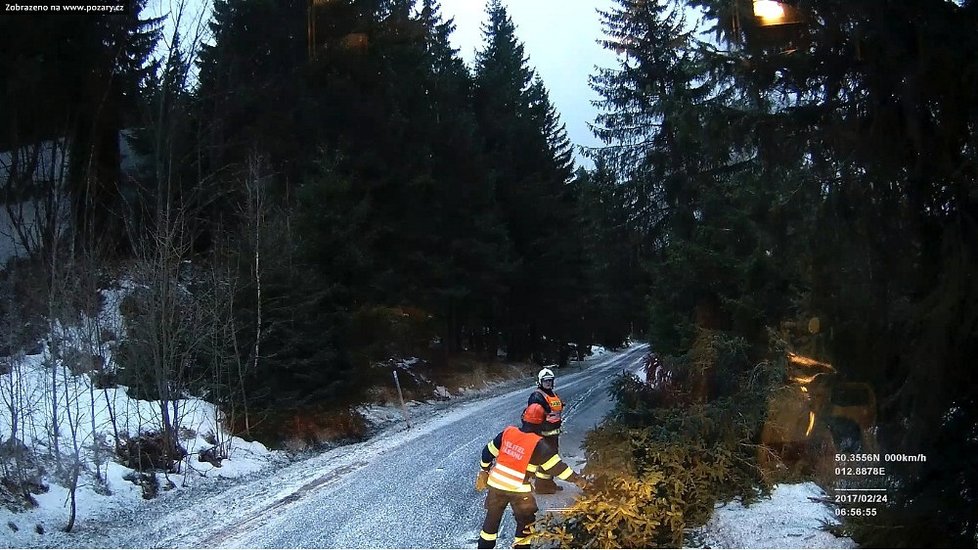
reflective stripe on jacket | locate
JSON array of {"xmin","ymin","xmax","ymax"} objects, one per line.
[{"xmin": 486, "ymin": 426, "xmax": 542, "ymax": 492}]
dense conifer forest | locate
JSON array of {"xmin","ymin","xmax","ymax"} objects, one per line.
[{"xmin": 1, "ymin": 0, "xmax": 975, "ymax": 546}]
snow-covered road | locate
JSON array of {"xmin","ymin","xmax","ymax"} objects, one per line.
[{"xmin": 33, "ymin": 345, "xmax": 650, "ymax": 548}]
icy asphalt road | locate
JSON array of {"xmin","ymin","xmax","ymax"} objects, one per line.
[{"xmin": 40, "ymin": 344, "xmax": 649, "ymax": 549}]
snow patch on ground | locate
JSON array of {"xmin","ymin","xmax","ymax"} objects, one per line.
[
  {"xmin": 588, "ymin": 345, "xmax": 610, "ymax": 357},
  {"xmin": 0, "ymin": 337, "xmax": 857, "ymax": 549},
  {"xmin": 0, "ymin": 349, "xmax": 286, "ymax": 546},
  {"xmin": 396, "ymin": 357, "xmax": 420, "ymax": 368},
  {"xmin": 392, "ymin": 356, "xmax": 433, "ymax": 386},
  {"xmin": 690, "ymin": 482, "xmax": 856, "ymax": 549},
  {"xmin": 356, "ymin": 403, "xmax": 407, "ymax": 427},
  {"xmin": 0, "ymin": 282, "xmax": 285, "ymax": 547},
  {"xmin": 1, "ymin": 282, "xmax": 603, "ymax": 546}
]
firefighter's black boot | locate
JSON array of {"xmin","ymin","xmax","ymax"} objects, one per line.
[{"xmin": 477, "ymin": 530, "xmax": 497, "ymax": 548}]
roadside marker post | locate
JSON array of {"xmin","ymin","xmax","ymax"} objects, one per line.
[{"xmin": 393, "ymin": 370, "xmax": 412, "ymax": 429}]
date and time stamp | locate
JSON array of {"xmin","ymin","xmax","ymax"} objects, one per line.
[{"xmin": 831, "ymin": 452, "xmax": 927, "ymax": 518}]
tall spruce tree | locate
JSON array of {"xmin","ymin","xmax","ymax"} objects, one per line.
[
  {"xmin": 571, "ymin": 158, "xmax": 647, "ymax": 348},
  {"xmin": 702, "ymin": 1, "xmax": 977, "ymax": 543},
  {"xmin": 473, "ymin": 0, "xmax": 582, "ymax": 362},
  {"xmin": 198, "ymin": 0, "xmax": 360, "ymax": 418},
  {"xmin": 197, "ymin": 0, "xmax": 308, "ymax": 185},
  {"xmin": 593, "ymin": 0, "xmax": 735, "ymax": 352},
  {"xmin": 414, "ymin": 0, "xmax": 512, "ymax": 354},
  {"xmin": 295, "ymin": 0, "xmax": 513, "ymax": 361},
  {"xmin": 596, "ymin": 0, "xmax": 978, "ymax": 544}
]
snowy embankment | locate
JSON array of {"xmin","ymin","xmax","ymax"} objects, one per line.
[
  {"xmin": 689, "ymin": 482, "xmax": 856, "ymax": 549},
  {"xmin": 0, "ymin": 314, "xmax": 855, "ymax": 549},
  {"xmin": 0, "ymin": 370, "xmax": 280, "ymax": 540},
  {"xmin": 0, "ymin": 304, "xmax": 608, "ymax": 549},
  {"xmin": 0, "ymin": 283, "xmax": 282, "ymax": 545}
]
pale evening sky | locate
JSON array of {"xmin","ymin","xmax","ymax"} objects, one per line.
[
  {"xmin": 437, "ymin": 0, "xmax": 619, "ymax": 165},
  {"xmin": 150, "ymin": 0, "xmax": 620, "ymax": 166}
]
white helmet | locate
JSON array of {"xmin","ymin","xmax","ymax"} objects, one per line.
[{"xmin": 537, "ymin": 367, "xmax": 555, "ymax": 388}]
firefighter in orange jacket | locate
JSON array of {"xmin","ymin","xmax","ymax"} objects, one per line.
[
  {"xmin": 474, "ymin": 403, "xmax": 587, "ymax": 549},
  {"xmin": 527, "ymin": 367, "xmax": 564, "ymax": 493}
]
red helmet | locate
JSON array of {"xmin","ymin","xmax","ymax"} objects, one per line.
[{"xmin": 522, "ymin": 403, "xmax": 546, "ymax": 424}]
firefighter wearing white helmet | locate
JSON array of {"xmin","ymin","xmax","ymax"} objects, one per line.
[{"xmin": 526, "ymin": 366, "xmax": 565, "ymax": 493}]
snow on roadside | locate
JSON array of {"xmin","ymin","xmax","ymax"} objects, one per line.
[
  {"xmin": 2, "ymin": 336, "xmax": 855, "ymax": 550},
  {"xmin": 0, "ymin": 274, "xmax": 619, "ymax": 547},
  {"xmin": 0, "ymin": 337, "xmax": 541, "ymax": 546},
  {"xmin": 689, "ymin": 482, "xmax": 857, "ymax": 549},
  {"xmin": 0, "ymin": 348, "xmax": 285, "ymax": 547},
  {"xmin": 0, "ymin": 280, "xmax": 287, "ymax": 547}
]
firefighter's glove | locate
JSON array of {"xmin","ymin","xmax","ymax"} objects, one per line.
[{"xmin": 475, "ymin": 469, "xmax": 489, "ymax": 492}]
